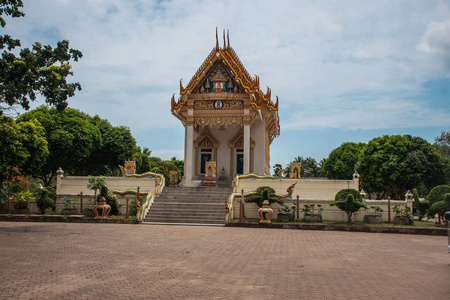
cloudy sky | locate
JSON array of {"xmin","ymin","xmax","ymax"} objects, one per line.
[{"xmin": 4, "ymin": 0, "xmax": 450, "ymax": 169}]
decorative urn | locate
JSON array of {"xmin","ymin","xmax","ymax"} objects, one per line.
[
  {"xmin": 258, "ymin": 200, "xmax": 273, "ymax": 223},
  {"xmin": 93, "ymin": 197, "xmax": 111, "ymax": 218}
]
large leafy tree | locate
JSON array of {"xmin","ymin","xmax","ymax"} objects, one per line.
[
  {"xmin": 357, "ymin": 135, "xmax": 448, "ymax": 200},
  {"xmin": 0, "ymin": 0, "xmax": 82, "ymax": 115},
  {"xmin": 0, "ymin": 115, "xmax": 48, "ymax": 183},
  {"xmin": 283, "ymin": 156, "xmax": 320, "ymax": 178},
  {"xmin": 18, "ymin": 106, "xmax": 101, "ymax": 186},
  {"xmin": 323, "ymin": 142, "xmax": 365, "ymax": 180},
  {"xmin": 82, "ymin": 116, "xmax": 137, "ymax": 176},
  {"xmin": 434, "ymin": 130, "xmax": 450, "ymax": 159}
]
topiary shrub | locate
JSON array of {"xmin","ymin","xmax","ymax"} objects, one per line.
[
  {"xmin": 415, "ymin": 199, "xmax": 430, "ymax": 220},
  {"xmin": 330, "ymin": 194, "xmax": 367, "ymax": 223},
  {"xmin": 35, "ymin": 187, "xmax": 55, "ymax": 214},
  {"xmin": 98, "ymin": 185, "xmax": 119, "ymax": 215},
  {"xmin": 426, "ymin": 185, "xmax": 450, "ymax": 206},
  {"xmin": 246, "ymin": 186, "xmax": 280, "ymax": 208},
  {"xmin": 335, "ymin": 188, "xmax": 362, "ymax": 202},
  {"xmin": 427, "ymin": 193, "xmax": 450, "ymax": 222}
]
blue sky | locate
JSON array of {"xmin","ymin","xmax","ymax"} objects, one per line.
[{"xmin": 3, "ymin": 0, "xmax": 450, "ymax": 170}]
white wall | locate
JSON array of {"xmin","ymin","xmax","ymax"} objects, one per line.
[{"xmin": 251, "ymin": 118, "xmax": 266, "ymax": 175}]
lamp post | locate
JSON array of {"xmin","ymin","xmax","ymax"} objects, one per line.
[
  {"xmin": 240, "ymin": 189, "xmax": 244, "ymax": 222},
  {"xmin": 79, "ymin": 191, "xmax": 83, "ymax": 214},
  {"xmin": 296, "ymin": 195, "xmax": 300, "ymax": 220},
  {"xmin": 126, "ymin": 197, "xmax": 129, "ymax": 219}
]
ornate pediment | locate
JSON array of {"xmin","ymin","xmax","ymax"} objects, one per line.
[
  {"xmin": 229, "ymin": 128, "xmax": 255, "ymax": 149},
  {"xmin": 194, "ymin": 126, "xmax": 220, "ymax": 148},
  {"xmin": 195, "ymin": 62, "xmax": 242, "ymax": 94}
]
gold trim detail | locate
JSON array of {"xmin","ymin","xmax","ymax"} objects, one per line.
[
  {"xmin": 119, "ymin": 165, "xmax": 164, "ymax": 196},
  {"xmin": 111, "ymin": 188, "xmax": 152, "ymax": 222},
  {"xmin": 225, "ymin": 181, "xmax": 297, "ymax": 225}
]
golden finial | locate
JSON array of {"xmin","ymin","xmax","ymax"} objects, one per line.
[
  {"xmin": 216, "ymin": 27, "xmax": 219, "ymax": 50},
  {"xmin": 223, "ymin": 29, "xmax": 226, "ymax": 50},
  {"xmin": 180, "ymin": 79, "xmax": 184, "ymax": 92},
  {"xmin": 227, "ymin": 29, "xmax": 230, "ymax": 49}
]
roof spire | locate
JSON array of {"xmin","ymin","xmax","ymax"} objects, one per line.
[
  {"xmin": 223, "ymin": 29, "xmax": 226, "ymax": 50},
  {"xmin": 227, "ymin": 29, "xmax": 230, "ymax": 49},
  {"xmin": 215, "ymin": 27, "xmax": 219, "ymax": 50}
]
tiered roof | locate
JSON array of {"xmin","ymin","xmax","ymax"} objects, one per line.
[{"xmin": 171, "ymin": 29, "xmax": 279, "ymax": 113}]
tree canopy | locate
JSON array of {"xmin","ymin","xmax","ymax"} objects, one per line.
[
  {"xmin": 357, "ymin": 135, "xmax": 448, "ymax": 200},
  {"xmin": 17, "ymin": 106, "xmax": 142, "ymax": 184},
  {"xmin": 0, "ymin": 0, "xmax": 82, "ymax": 115},
  {"xmin": 0, "ymin": 115, "xmax": 48, "ymax": 183},
  {"xmin": 18, "ymin": 106, "xmax": 101, "ymax": 185},
  {"xmin": 323, "ymin": 142, "xmax": 365, "ymax": 180},
  {"xmin": 434, "ymin": 130, "xmax": 450, "ymax": 159}
]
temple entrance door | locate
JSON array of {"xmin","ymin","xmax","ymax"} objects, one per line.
[
  {"xmin": 236, "ymin": 149, "xmax": 244, "ymax": 175},
  {"xmin": 200, "ymin": 149, "xmax": 212, "ymax": 174}
]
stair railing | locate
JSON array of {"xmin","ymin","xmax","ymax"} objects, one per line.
[{"xmin": 111, "ymin": 189, "xmax": 154, "ymax": 222}]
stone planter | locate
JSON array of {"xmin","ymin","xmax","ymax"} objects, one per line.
[
  {"xmin": 61, "ymin": 208, "xmax": 79, "ymax": 215},
  {"xmin": 277, "ymin": 213, "xmax": 295, "ymax": 222},
  {"xmin": 12, "ymin": 208, "xmax": 30, "ymax": 214},
  {"xmin": 394, "ymin": 216, "xmax": 414, "ymax": 225},
  {"xmin": 303, "ymin": 214, "xmax": 322, "ymax": 222},
  {"xmin": 82, "ymin": 208, "xmax": 95, "ymax": 217},
  {"xmin": 364, "ymin": 215, "xmax": 383, "ymax": 224}
]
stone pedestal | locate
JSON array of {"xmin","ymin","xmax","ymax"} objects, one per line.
[{"xmin": 258, "ymin": 200, "xmax": 273, "ymax": 223}]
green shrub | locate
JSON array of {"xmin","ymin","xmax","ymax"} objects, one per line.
[
  {"xmin": 246, "ymin": 186, "xmax": 280, "ymax": 208},
  {"xmin": 415, "ymin": 199, "xmax": 430, "ymax": 220},
  {"xmin": 98, "ymin": 185, "xmax": 119, "ymax": 215},
  {"xmin": 330, "ymin": 194, "xmax": 367, "ymax": 223},
  {"xmin": 335, "ymin": 188, "xmax": 362, "ymax": 202},
  {"xmin": 35, "ymin": 188, "xmax": 55, "ymax": 214},
  {"xmin": 427, "ymin": 193, "xmax": 450, "ymax": 219},
  {"xmin": 426, "ymin": 185, "xmax": 450, "ymax": 205}
]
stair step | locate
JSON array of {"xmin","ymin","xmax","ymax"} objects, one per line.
[{"xmin": 143, "ymin": 185, "xmax": 233, "ymax": 225}]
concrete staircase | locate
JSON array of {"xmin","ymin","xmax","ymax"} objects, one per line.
[{"xmin": 143, "ymin": 185, "xmax": 233, "ymax": 225}]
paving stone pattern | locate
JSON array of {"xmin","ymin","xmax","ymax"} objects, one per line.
[{"xmin": 0, "ymin": 222, "xmax": 449, "ymax": 299}]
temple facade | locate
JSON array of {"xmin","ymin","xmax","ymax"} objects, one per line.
[{"xmin": 171, "ymin": 30, "xmax": 280, "ymax": 186}]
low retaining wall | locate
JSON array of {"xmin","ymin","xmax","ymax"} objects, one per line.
[
  {"xmin": 232, "ymin": 198, "xmax": 413, "ymax": 222},
  {"xmin": 231, "ymin": 176, "xmax": 412, "ymax": 222}
]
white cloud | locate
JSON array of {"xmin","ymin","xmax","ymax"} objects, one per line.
[
  {"xmin": 4, "ymin": 0, "xmax": 450, "ymax": 139},
  {"xmin": 416, "ymin": 19, "xmax": 450, "ymax": 69}
]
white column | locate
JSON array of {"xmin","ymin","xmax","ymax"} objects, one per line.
[
  {"xmin": 184, "ymin": 124, "xmax": 194, "ymax": 183},
  {"xmin": 243, "ymin": 124, "xmax": 250, "ymax": 174}
]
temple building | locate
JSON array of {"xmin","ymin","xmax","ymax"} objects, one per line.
[{"xmin": 171, "ymin": 29, "xmax": 280, "ymax": 186}]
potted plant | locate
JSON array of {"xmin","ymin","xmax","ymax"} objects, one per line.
[
  {"xmin": 13, "ymin": 189, "xmax": 33, "ymax": 214},
  {"xmin": 330, "ymin": 193, "xmax": 367, "ymax": 223},
  {"xmin": 277, "ymin": 201, "xmax": 296, "ymax": 222},
  {"xmin": 392, "ymin": 204, "xmax": 414, "ymax": 225},
  {"xmin": 246, "ymin": 186, "xmax": 281, "ymax": 222},
  {"xmin": 364, "ymin": 205, "xmax": 383, "ymax": 224},
  {"xmin": 302, "ymin": 204, "xmax": 323, "ymax": 222},
  {"xmin": 61, "ymin": 197, "xmax": 78, "ymax": 215}
]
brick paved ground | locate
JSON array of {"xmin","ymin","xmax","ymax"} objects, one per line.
[{"xmin": 0, "ymin": 222, "xmax": 449, "ymax": 300}]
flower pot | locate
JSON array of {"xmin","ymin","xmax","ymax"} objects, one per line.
[
  {"xmin": 12, "ymin": 208, "xmax": 30, "ymax": 214},
  {"xmin": 277, "ymin": 213, "xmax": 295, "ymax": 222},
  {"xmin": 82, "ymin": 208, "xmax": 95, "ymax": 217},
  {"xmin": 364, "ymin": 215, "xmax": 383, "ymax": 224},
  {"xmin": 303, "ymin": 214, "xmax": 322, "ymax": 222},
  {"xmin": 394, "ymin": 216, "xmax": 413, "ymax": 225},
  {"xmin": 14, "ymin": 201, "xmax": 28, "ymax": 210}
]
